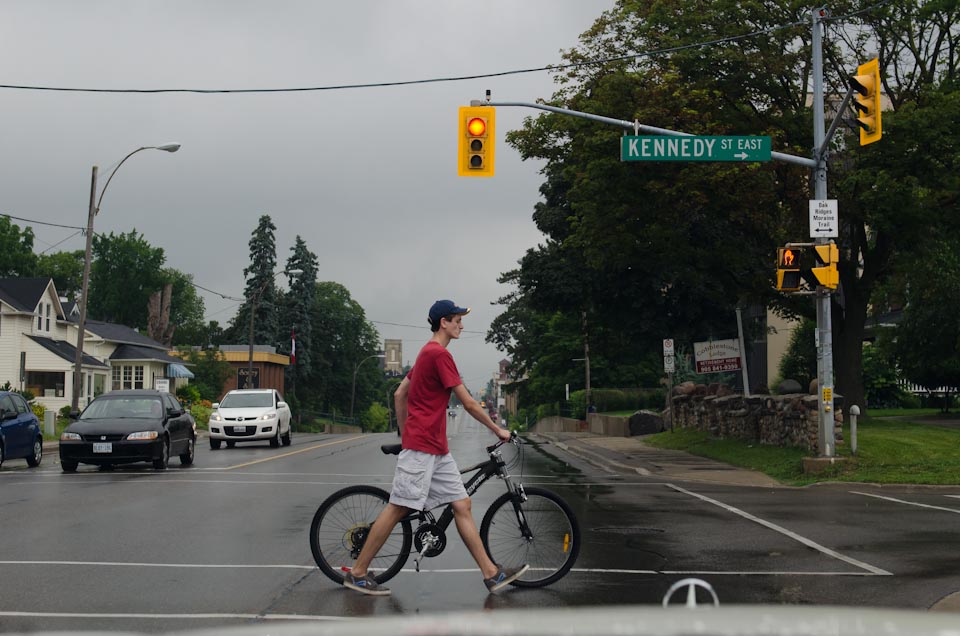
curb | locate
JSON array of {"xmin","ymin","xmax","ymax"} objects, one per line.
[{"xmin": 530, "ymin": 433, "xmax": 651, "ymax": 476}]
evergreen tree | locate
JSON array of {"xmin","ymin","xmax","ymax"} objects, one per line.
[
  {"xmin": 233, "ymin": 215, "xmax": 279, "ymax": 348},
  {"xmin": 282, "ymin": 236, "xmax": 319, "ymax": 390}
]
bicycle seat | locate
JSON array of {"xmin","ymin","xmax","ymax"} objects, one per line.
[{"xmin": 381, "ymin": 444, "xmax": 403, "ymax": 455}]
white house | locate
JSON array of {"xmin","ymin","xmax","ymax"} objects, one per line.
[{"xmin": 0, "ymin": 278, "xmax": 193, "ymax": 413}]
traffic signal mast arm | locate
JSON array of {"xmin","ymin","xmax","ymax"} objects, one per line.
[{"xmin": 479, "ymin": 97, "xmax": 817, "ymax": 169}]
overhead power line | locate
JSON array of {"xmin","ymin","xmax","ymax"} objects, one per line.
[{"xmin": 0, "ymin": 2, "xmax": 893, "ymax": 96}]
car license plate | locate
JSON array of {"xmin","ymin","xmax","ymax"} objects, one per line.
[
  {"xmin": 93, "ymin": 442, "xmax": 112, "ymax": 453},
  {"xmin": 233, "ymin": 426, "xmax": 246, "ymax": 433}
]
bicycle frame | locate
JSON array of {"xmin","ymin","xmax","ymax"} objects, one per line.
[{"xmin": 398, "ymin": 440, "xmax": 532, "ymax": 568}]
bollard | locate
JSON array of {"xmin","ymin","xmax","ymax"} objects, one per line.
[
  {"xmin": 44, "ymin": 409, "xmax": 55, "ymax": 437},
  {"xmin": 849, "ymin": 405, "xmax": 860, "ymax": 456}
]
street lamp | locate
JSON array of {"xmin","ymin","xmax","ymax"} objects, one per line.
[
  {"xmin": 350, "ymin": 353, "xmax": 385, "ymax": 421},
  {"xmin": 72, "ymin": 144, "xmax": 181, "ymax": 412},
  {"xmin": 245, "ymin": 268, "xmax": 303, "ymax": 389}
]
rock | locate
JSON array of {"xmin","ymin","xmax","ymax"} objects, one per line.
[
  {"xmin": 778, "ymin": 379, "xmax": 803, "ymax": 394},
  {"xmin": 809, "ymin": 378, "xmax": 819, "ymax": 394},
  {"xmin": 629, "ymin": 410, "xmax": 664, "ymax": 435},
  {"xmin": 674, "ymin": 381, "xmax": 696, "ymax": 396},
  {"xmin": 715, "ymin": 384, "xmax": 735, "ymax": 398}
]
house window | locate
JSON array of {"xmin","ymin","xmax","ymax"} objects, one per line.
[
  {"xmin": 46, "ymin": 303, "xmax": 51, "ymax": 331},
  {"xmin": 112, "ymin": 366, "xmax": 121, "ymax": 391},
  {"xmin": 123, "ymin": 366, "xmax": 132, "ymax": 389},
  {"xmin": 26, "ymin": 371, "xmax": 66, "ymax": 398},
  {"xmin": 134, "ymin": 366, "xmax": 144, "ymax": 390},
  {"xmin": 37, "ymin": 306, "xmax": 42, "ymax": 330}
]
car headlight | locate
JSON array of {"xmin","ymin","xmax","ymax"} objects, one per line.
[
  {"xmin": 60, "ymin": 432, "xmax": 81, "ymax": 441},
  {"xmin": 260, "ymin": 412, "xmax": 278, "ymax": 420},
  {"xmin": 127, "ymin": 431, "xmax": 159, "ymax": 440},
  {"xmin": 210, "ymin": 413, "xmax": 222, "ymax": 422}
]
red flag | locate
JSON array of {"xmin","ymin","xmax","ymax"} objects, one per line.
[{"xmin": 291, "ymin": 328, "xmax": 296, "ymax": 364}]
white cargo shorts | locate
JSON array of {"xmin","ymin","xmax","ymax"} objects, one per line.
[{"xmin": 389, "ymin": 449, "xmax": 468, "ymax": 511}]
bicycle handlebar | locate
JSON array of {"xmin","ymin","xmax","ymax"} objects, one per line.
[{"xmin": 485, "ymin": 430, "xmax": 519, "ymax": 455}]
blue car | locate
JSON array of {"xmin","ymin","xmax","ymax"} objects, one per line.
[{"xmin": 0, "ymin": 391, "xmax": 43, "ymax": 469}]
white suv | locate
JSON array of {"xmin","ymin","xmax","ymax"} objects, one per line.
[{"xmin": 208, "ymin": 389, "xmax": 292, "ymax": 450}]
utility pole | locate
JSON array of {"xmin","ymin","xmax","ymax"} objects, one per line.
[{"xmin": 811, "ymin": 7, "xmax": 836, "ymax": 456}]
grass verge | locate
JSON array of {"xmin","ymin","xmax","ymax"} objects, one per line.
[{"xmin": 644, "ymin": 414, "xmax": 960, "ymax": 486}]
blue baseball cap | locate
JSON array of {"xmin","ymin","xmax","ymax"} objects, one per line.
[{"xmin": 428, "ymin": 299, "xmax": 470, "ymax": 325}]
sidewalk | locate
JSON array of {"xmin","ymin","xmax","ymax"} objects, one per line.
[{"xmin": 530, "ymin": 431, "xmax": 781, "ymax": 487}]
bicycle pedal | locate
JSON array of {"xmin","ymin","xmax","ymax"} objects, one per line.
[{"xmin": 414, "ymin": 558, "xmax": 421, "ymax": 573}]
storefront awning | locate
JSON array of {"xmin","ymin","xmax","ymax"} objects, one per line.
[{"xmin": 167, "ymin": 363, "xmax": 195, "ymax": 379}]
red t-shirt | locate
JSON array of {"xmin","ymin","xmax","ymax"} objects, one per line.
[{"xmin": 402, "ymin": 341, "xmax": 461, "ymax": 455}]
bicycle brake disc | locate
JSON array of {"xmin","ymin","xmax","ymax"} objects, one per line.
[{"xmin": 414, "ymin": 523, "xmax": 447, "ymax": 557}]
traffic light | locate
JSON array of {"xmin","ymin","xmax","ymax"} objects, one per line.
[
  {"xmin": 850, "ymin": 58, "xmax": 882, "ymax": 146},
  {"xmin": 776, "ymin": 247, "xmax": 802, "ymax": 292},
  {"xmin": 458, "ymin": 105, "xmax": 496, "ymax": 177},
  {"xmin": 810, "ymin": 242, "xmax": 839, "ymax": 289}
]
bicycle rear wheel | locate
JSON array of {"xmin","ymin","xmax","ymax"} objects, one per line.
[
  {"xmin": 310, "ymin": 485, "xmax": 412, "ymax": 585},
  {"xmin": 480, "ymin": 486, "xmax": 580, "ymax": 588}
]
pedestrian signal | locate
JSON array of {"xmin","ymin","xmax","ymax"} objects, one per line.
[
  {"xmin": 850, "ymin": 58, "xmax": 882, "ymax": 146},
  {"xmin": 776, "ymin": 247, "xmax": 802, "ymax": 292},
  {"xmin": 458, "ymin": 106, "xmax": 496, "ymax": 177}
]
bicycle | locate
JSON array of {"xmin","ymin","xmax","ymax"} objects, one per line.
[{"xmin": 309, "ymin": 432, "xmax": 580, "ymax": 588}]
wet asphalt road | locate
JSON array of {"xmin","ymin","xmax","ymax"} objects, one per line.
[{"xmin": 1, "ymin": 411, "xmax": 959, "ymax": 632}]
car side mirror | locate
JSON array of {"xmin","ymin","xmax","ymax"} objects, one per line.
[
  {"xmin": 211, "ymin": 402, "xmax": 220, "ymax": 409},
  {"xmin": 277, "ymin": 401, "xmax": 287, "ymax": 409},
  {"xmin": 2, "ymin": 411, "xmax": 16, "ymax": 421},
  {"xmin": 166, "ymin": 407, "xmax": 183, "ymax": 417},
  {"xmin": 69, "ymin": 410, "xmax": 80, "ymax": 420}
]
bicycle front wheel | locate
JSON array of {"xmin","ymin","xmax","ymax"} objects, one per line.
[
  {"xmin": 480, "ymin": 486, "xmax": 580, "ymax": 588},
  {"xmin": 310, "ymin": 485, "xmax": 412, "ymax": 585}
]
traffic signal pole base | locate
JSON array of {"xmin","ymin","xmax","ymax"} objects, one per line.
[{"xmin": 801, "ymin": 455, "xmax": 848, "ymax": 475}]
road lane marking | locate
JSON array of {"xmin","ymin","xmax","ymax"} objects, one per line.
[
  {"xmin": 0, "ymin": 611, "xmax": 347, "ymax": 621},
  {"xmin": 223, "ymin": 435, "xmax": 366, "ymax": 470},
  {"xmin": 0, "ymin": 561, "xmax": 883, "ymax": 576},
  {"xmin": 668, "ymin": 484, "xmax": 892, "ymax": 576},
  {"xmin": 851, "ymin": 491, "xmax": 960, "ymax": 514}
]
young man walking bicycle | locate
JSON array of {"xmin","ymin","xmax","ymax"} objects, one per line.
[{"xmin": 344, "ymin": 299, "xmax": 528, "ymax": 596}]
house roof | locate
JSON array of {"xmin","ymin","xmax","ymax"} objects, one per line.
[
  {"xmin": 110, "ymin": 344, "xmax": 183, "ymax": 364},
  {"xmin": 27, "ymin": 335, "xmax": 109, "ymax": 368},
  {"xmin": 85, "ymin": 320, "xmax": 167, "ymax": 350},
  {"xmin": 0, "ymin": 278, "xmax": 54, "ymax": 312}
]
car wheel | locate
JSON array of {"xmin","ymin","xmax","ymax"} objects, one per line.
[
  {"xmin": 226, "ymin": 440, "xmax": 235, "ymax": 448},
  {"xmin": 180, "ymin": 436, "xmax": 195, "ymax": 466},
  {"xmin": 26, "ymin": 437, "xmax": 42, "ymax": 467},
  {"xmin": 61, "ymin": 460, "xmax": 78, "ymax": 473},
  {"xmin": 270, "ymin": 426, "xmax": 281, "ymax": 448},
  {"xmin": 209, "ymin": 438, "xmax": 221, "ymax": 450},
  {"xmin": 281, "ymin": 422, "xmax": 291, "ymax": 446},
  {"xmin": 153, "ymin": 437, "xmax": 169, "ymax": 470}
]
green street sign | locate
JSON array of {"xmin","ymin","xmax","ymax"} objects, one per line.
[{"xmin": 621, "ymin": 135, "xmax": 771, "ymax": 162}]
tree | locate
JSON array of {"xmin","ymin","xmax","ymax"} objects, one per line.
[
  {"xmin": 281, "ymin": 236, "xmax": 320, "ymax": 390},
  {"xmin": 163, "ymin": 268, "xmax": 205, "ymax": 346},
  {"xmin": 0, "ymin": 216, "xmax": 38, "ymax": 277},
  {"xmin": 35, "ymin": 250, "xmax": 84, "ymax": 300},
  {"xmin": 88, "ymin": 230, "xmax": 166, "ymax": 328},
  {"xmin": 177, "ymin": 347, "xmax": 233, "ymax": 402},
  {"xmin": 301, "ymin": 281, "xmax": 382, "ymax": 415},
  {"xmin": 895, "ymin": 239, "xmax": 960, "ymax": 409},
  {"xmin": 489, "ymin": 0, "xmax": 960, "ymax": 416},
  {"xmin": 230, "ymin": 215, "xmax": 279, "ymax": 348}
]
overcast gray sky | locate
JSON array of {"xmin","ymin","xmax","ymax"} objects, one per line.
[{"xmin": 1, "ymin": 0, "xmax": 613, "ymax": 393}]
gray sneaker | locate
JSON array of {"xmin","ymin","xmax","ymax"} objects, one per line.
[
  {"xmin": 343, "ymin": 570, "xmax": 391, "ymax": 596},
  {"xmin": 484, "ymin": 564, "xmax": 529, "ymax": 593}
]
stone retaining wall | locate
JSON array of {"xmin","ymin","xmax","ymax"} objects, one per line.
[
  {"xmin": 532, "ymin": 416, "xmax": 584, "ymax": 433},
  {"xmin": 671, "ymin": 391, "xmax": 840, "ymax": 452}
]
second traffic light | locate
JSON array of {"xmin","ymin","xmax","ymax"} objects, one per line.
[
  {"xmin": 810, "ymin": 243, "xmax": 839, "ymax": 290},
  {"xmin": 458, "ymin": 106, "xmax": 496, "ymax": 177},
  {"xmin": 850, "ymin": 58, "xmax": 882, "ymax": 146}
]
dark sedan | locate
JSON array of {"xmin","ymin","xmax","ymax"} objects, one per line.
[
  {"xmin": 0, "ymin": 391, "xmax": 43, "ymax": 469},
  {"xmin": 59, "ymin": 390, "xmax": 196, "ymax": 472}
]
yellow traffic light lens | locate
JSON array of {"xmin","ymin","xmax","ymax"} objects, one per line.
[
  {"xmin": 467, "ymin": 117, "xmax": 486, "ymax": 136},
  {"xmin": 470, "ymin": 139, "xmax": 483, "ymax": 151},
  {"xmin": 470, "ymin": 155, "xmax": 483, "ymax": 168}
]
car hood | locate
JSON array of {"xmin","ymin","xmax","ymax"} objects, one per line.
[
  {"xmin": 66, "ymin": 418, "xmax": 164, "ymax": 435},
  {"xmin": 217, "ymin": 407, "xmax": 273, "ymax": 418}
]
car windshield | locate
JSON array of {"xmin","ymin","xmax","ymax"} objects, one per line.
[
  {"xmin": 219, "ymin": 393, "xmax": 273, "ymax": 408},
  {"xmin": 80, "ymin": 397, "xmax": 163, "ymax": 420}
]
